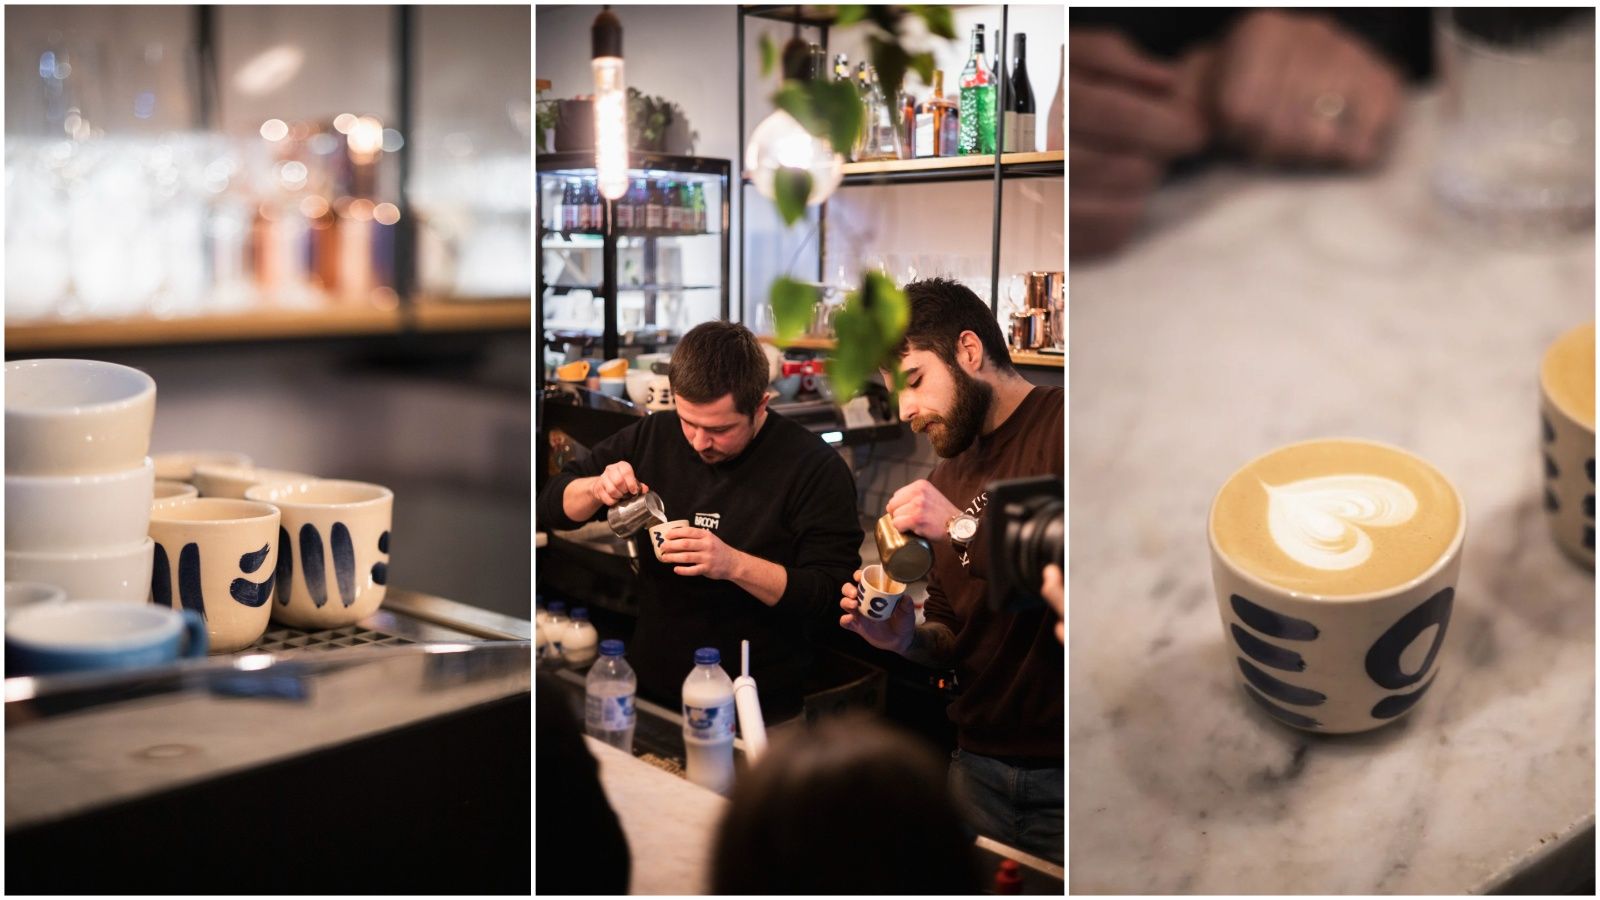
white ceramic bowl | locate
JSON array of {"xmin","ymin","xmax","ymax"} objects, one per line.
[
  {"xmin": 4, "ymin": 458, "xmax": 155, "ymax": 553},
  {"xmin": 193, "ymin": 464, "xmax": 314, "ymax": 500},
  {"xmin": 6, "ymin": 359, "xmax": 157, "ymax": 476},
  {"xmin": 153, "ymin": 451, "xmax": 253, "ymax": 483},
  {"xmin": 246, "ymin": 479, "xmax": 394, "ymax": 630},
  {"xmin": 6, "ymin": 538, "xmax": 155, "ymax": 603}
]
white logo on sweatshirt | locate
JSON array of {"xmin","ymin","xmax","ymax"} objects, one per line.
[{"xmin": 694, "ymin": 512, "xmax": 721, "ymax": 531}]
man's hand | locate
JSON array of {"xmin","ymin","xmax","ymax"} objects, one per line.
[
  {"xmin": 1210, "ymin": 10, "xmax": 1402, "ymax": 167},
  {"xmin": 660, "ymin": 526, "xmax": 741, "ymax": 581},
  {"xmin": 589, "ymin": 461, "xmax": 647, "ymax": 507},
  {"xmin": 1069, "ymin": 29, "xmax": 1209, "ymax": 258},
  {"xmin": 839, "ymin": 570, "xmax": 916, "ymax": 655},
  {"xmin": 1041, "ymin": 563, "xmax": 1064, "ymax": 645},
  {"xmin": 887, "ymin": 480, "xmax": 963, "ymax": 544}
]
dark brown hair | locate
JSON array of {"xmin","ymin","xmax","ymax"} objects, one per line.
[
  {"xmin": 668, "ymin": 321, "xmax": 769, "ymax": 417},
  {"xmin": 710, "ymin": 714, "xmax": 981, "ymax": 895},
  {"xmin": 894, "ymin": 277, "xmax": 1016, "ymax": 374}
]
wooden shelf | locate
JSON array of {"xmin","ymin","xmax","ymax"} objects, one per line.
[
  {"xmin": 757, "ymin": 334, "xmax": 1063, "ymax": 368},
  {"xmin": 841, "ymin": 150, "xmax": 1062, "ymax": 177},
  {"xmin": 5, "ymin": 298, "xmax": 530, "ymax": 352}
]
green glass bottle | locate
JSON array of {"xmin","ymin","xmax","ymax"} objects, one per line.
[{"xmin": 958, "ymin": 24, "xmax": 995, "ymax": 155}]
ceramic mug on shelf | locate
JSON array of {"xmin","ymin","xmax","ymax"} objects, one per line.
[
  {"xmin": 148, "ymin": 498, "xmax": 282, "ymax": 654},
  {"xmin": 194, "ymin": 464, "xmax": 315, "ymax": 501},
  {"xmin": 1539, "ymin": 322, "xmax": 1595, "ymax": 567},
  {"xmin": 4, "ymin": 457, "xmax": 156, "ymax": 553},
  {"xmin": 5, "ymin": 359, "xmax": 156, "ymax": 476},
  {"xmin": 153, "ymin": 451, "xmax": 254, "ymax": 484},
  {"xmin": 153, "ymin": 479, "xmax": 200, "ymax": 508},
  {"xmin": 5, "ymin": 599, "xmax": 207, "ymax": 676},
  {"xmin": 245, "ymin": 480, "xmax": 394, "ymax": 630}
]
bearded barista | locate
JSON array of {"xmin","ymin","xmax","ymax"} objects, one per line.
[
  {"xmin": 836, "ymin": 278, "xmax": 1065, "ymax": 864},
  {"xmin": 537, "ymin": 322, "xmax": 862, "ymax": 722}
]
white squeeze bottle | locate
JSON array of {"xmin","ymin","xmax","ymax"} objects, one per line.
[
  {"xmin": 585, "ymin": 639, "xmax": 637, "ymax": 753},
  {"xmin": 562, "ymin": 607, "xmax": 599, "ymax": 668},
  {"xmin": 682, "ymin": 647, "xmax": 736, "ymax": 796},
  {"xmin": 541, "ymin": 601, "xmax": 570, "ymax": 668}
]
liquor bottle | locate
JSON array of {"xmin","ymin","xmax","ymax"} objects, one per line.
[
  {"xmin": 832, "ymin": 53, "xmax": 850, "ymax": 83},
  {"xmin": 859, "ymin": 66, "xmax": 902, "ymax": 161},
  {"xmin": 1005, "ymin": 33, "xmax": 1036, "ymax": 153},
  {"xmin": 853, "ymin": 62, "xmax": 871, "ymax": 161},
  {"xmin": 915, "ymin": 70, "xmax": 959, "ymax": 158},
  {"xmin": 574, "ymin": 179, "xmax": 593, "ymax": 232},
  {"xmin": 561, "ymin": 179, "xmax": 580, "ymax": 231},
  {"xmin": 958, "ymin": 24, "xmax": 996, "ymax": 155},
  {"xmin": 615, "ymin": 176, "xmax": 635, "ymax": 230},
  {"xmin": 690, "ymin": 182, "xmax": 707, "ymax": 232},
  {"xmin": 645, "ymin": 178, "xmax": 665, "ymax": 232},
  {"xmin": 678, "ymin": 181, "xmax": 694, "ymax": 233},
  {"xmin": 901, "ymin": 91, "xmax": 916, "ymax": 159},
  {"xmin": 586, "ymin": 178, "xmax": 604, "ymax": 233}
]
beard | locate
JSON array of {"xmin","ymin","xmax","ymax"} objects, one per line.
[{"xmin": 912, "ymin": 366, "xmax": 993, "ymax": 458}]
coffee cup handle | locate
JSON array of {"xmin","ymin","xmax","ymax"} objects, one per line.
[{"xmin": 177, "ymin": 609, "xmax": 209, "ymax": 658}]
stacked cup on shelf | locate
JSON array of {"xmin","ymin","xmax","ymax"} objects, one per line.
[{"xmin": 5, "ymin": 359, "xmax": 160, "ymax": 603}]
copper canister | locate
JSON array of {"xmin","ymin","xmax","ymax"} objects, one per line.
[{"xmin": 875, "ymin": 513, "xmax": 933, "ymax": 583}]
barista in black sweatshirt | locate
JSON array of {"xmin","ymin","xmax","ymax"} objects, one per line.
[{"xmin": 538, "ymin": 322, "xmax": 862, "ymax": 722}]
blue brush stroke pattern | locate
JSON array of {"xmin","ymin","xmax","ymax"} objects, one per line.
[
  {"xmin": 331, "ymin": 522, "xmax": 356, "ymax": 608},
  {"xmin": 230, "ymin": 571, "xmax": 276, "ymax": 607},
  {"xmin": 1371, "ymin": 675, "xmax": 1436, "ymax": 719},
  {"xmin": 1243, "ymin": 684, "xmax": 1321, "ymax": 729},
  {"xmin": 151, "ymin": 543, "xmax": 172, "ymax": 607},
  {"xmin": 1230, "ymin": 623, "xmax": 1306, "ymax": 672},
  {"xmin": 1237, "ymin": 657, "xmax": 1326, "ymax": 707},
  {"xmin": 239, "ymin": 543, "xmax": 270, "ymax": 574},
  {"xmin": 275, "ymin": 526, "xmax": 293, "ymax": 606},
  {"xmin": 379, "ymin": 530, "xmax": 390, "ymax": 553},
  {"xmin": 1230, "ymin": 594, "xmax": 1319, "ymax": 641},
  {"xmin": 1365, "ymin": 587, "xmax": 1453, "ymax": 690},
  {"xmin": 300, "ymin": 524, "xmax": 327, "ymax": 608},
  {"xmin": 372, "ymin": 562, "xmax": 388, "ymax": 585},
  {"xmin": 178, "ymin": 543, "xmax": 208, "ymax": 621}
]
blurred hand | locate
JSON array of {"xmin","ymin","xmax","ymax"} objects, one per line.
[
  {"xmin": 589, "ymin": 461, "xmax": 646, "ymax": 507},
  {"xmin": 839, "ymin": 570, "xmax": 916, "ymax": 655},
  {"xmin": 1210, "ymin": 10, "xmax": 1402, "ymax": 167},
  {"xmin": 887, "ymin": 480, "xmax": 963, "ymax": 544},
  {"xmin": 1041, "ymin": 564, "xmax": 1064, "ymax": 644},
  {"xmin": 1069, "ymin": 29, "xmax": 1209, "ymax": 258}
]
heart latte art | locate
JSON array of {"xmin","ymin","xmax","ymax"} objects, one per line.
[
  {"xmin": 1212, "ymin": 440, "xmax": 1462, "ymax": 596},
  {"xmin": 1263, "ymin": 475, "xmax": 1418, "ymax": 571}
]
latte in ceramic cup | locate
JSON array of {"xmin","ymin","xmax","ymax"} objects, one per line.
[
  {"xmin": 1208, "ymin": 438, "xmax": 1467, "ymax": 733},
  {"xmin": 1539, "ymin": 322, "xmax": 1594, "ymax": 567}
]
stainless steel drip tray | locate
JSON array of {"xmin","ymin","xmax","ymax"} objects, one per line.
[{"xmin": 5, "ymin": 589, "xmax": 531, "ymax": 832}]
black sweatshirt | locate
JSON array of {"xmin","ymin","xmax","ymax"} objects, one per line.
[{"xmin": 538, "ymin": 411, "xmax": 862, "ymax": 721}]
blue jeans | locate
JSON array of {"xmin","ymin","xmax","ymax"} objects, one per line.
[{"xmin": 949, "ymin": 748, "xmax": 1064, "ymax": 866}]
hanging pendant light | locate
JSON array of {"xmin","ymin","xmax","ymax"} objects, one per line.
[
  {"xmin": 744, "ymin": 23, "xmax": 843, "ymax": 208},
  {"xmin": 592, "ymin": 6, "xmax": 628, "ymax": 200}
]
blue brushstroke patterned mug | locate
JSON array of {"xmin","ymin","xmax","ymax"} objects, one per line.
[
  {"xmin": 6, "ymin": 599, "xmax": 207, "ymax": 676},
  {"xmin": 246, "ymin": 480, "xmax": 393, "ymax": 631},
  {"xmin": 148, "ymin": 498, "xmax": 281, "ymax": 653}
]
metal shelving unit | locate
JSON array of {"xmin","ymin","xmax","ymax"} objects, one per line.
[{"xmin": 735, "ymin": 4, "xmax": 1063, "ymax": 325}]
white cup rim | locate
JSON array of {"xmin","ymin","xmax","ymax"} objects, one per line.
[
  {"xmin": 7, "ymin": 536, "xmax": 154, "ymax": 563},
  {"xmin": 150, "ymin": 497, "xmax": 280, "ymax": 525},
  {"xmin": 6, "ymin": 599, "xmax": 181, "ymax": 650},
  {"xmin": 245, "ymin": 478, "xmax": 393, "ymax": 509},
  {"xmin": 4, "ymin": 359, "xmax": 156, "ymax": 417},
  {"xmin": 4, "ymin": 457, "xmax": 154, "ymax": 487},
  {"xmin": 1539, "ymin": 325, "xmax": 1596, "ymax": 435},
  {"xmin": 1207, "ymin": 437, "xmax": 1468, "ymax": 604},
  {"xmin": 860, "ymin": 564, "xmax": 906, "ymax": 595}
]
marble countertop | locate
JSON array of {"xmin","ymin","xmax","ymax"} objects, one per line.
[{"xmin": 1068, "ymin": 92, "xmax": 1595, "ymax": 894}]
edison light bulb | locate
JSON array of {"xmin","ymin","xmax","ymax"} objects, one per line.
[
  {"xmin": 744, "ymin": 109, "xmax": 844, "ymax": 207},
  {"xmin": 592, "ymin": 7, "xmax": 628, "ymax": 201}
]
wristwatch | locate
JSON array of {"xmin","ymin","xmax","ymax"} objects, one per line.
[{"xmin": 946, "ymin": 513, "xmax": 979, "ymax": 547}]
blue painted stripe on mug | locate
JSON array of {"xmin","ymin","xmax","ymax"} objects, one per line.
[
  {"xmin": 1365, "ymin": 587, "xmax": 1453, "ymax": 690},
  {"xmin": 1237, "ymin": 657, "xmax": 1326, "ymax": 707},
  {"xmin": 1546, "ymin": 488, "xmax": 1561, "ymax": 512},
  {"xmin": 177, "ymin": 543, "xmax": 208, "ymax": 621},
  {"xmin": 239, "ymin": 543, "xmax": 270, "ymax": 574},
  {"xmin": 1230, "ymin": 623, "xmax": 1305, "ymax": 672},
  {"xmin": 300, "ymin": 524, "xmax": 327, "ymax": 609},
  {"xmin": 151, "ymin": 543, "xmax": 172, "ymax": 607},
  {"xmin": 331, "ymin": 522, "xmax": 356, "ymax": 608},
  {"xmin": 1542, "ymin": 414, "xmax": 1555, "ymax": 444},
  {"xmin": 1230, "ymin": 594, "xmax": 1319, "ymax": 641},
  {"xmin": 1370, "ymin": 674, "xmax": 1437, "ymax": 720},
  {"xmin": 371, "ymin": 562, "xmax": 388, "ymax": 586},
  {"xmin": 1546, "ymin": 454, "xmax": 1560, "ymax": 479},
  {"xmin": 378, "ymin": 530, "xmax": 390, "ymax": 553},
  {"xmin": 1243, "ymin": 684, "xmax": 1321, "ymax": 729},
  {"xmin": 229, "ymin": 570, "xmax": 275, "ymax": 608},
  {"xmin": 275, "ymin": 526, "xmax": 293, "ymax": 606}
]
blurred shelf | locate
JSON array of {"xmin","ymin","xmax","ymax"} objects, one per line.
[
  {"xmin": 840, "ymin": 151, "xmax": 1063, "ymax": 185},
  {"xmin": 756, "ymin": 334, "xmax": 837, "ymax": 351},
  {"xmin": 5, "ymin": 298, "xmax": 530, "ymax": 353},
  {"xmin": 758, "ymin": 334, "xmax": 1064, "ymax": 368},
  {"xmin": 542, "ymin": 229, "xmax": 719, "ymax": 243}
]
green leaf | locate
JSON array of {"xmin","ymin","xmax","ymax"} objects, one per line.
[
  {"xmin": 860, "ymin": 271, "xmax": 909, "ymax": 339},
  {"xmin": 826, "ymin": 306, "xmax": 882, "ymax": 403},
  {"xmin": 908, "ymin": 51, "xmax": 936, "ymax": 87},
  {"xmin": 773, "ymin": 82, "xmax": 826, "ymax": 135},
  {"xmin": 773, "ymin": 80, "xmax": 861, "ymax": 159},
  {"xmin": 773, "ymin": 167, "xmax": 814, "ymax": 227},
  {"xmin": 908, "ymin": 5, "xmax": 958, "ymax": 40},
  {"xmin": 760, "ymin": 32, "xmax": 776, "ymax": 78},
  {"xmin": 834, "ymin": 5, "xmax": 868, "ymax": 27},
  {"xmin": 770, "ymin": 277, "xmax": 819, "ymax": 346},
  {"xmin": 868, "ymin": 37, "xmax": 910, "ymax": 104}
]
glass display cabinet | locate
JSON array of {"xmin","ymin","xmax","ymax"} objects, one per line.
[{"xmin": 536, "ymin": 152, "xmax": 730, "ymax": 389}]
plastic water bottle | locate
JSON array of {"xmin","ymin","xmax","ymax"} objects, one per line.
[
  {"xmin": 534, "ymin": 601, "xmax": 549, "ymax": 655},
  {"xmin": 585, "ymin": 639, "xmax": 637, "ymax": 753},
  {"xmin": 682, "ymin": 647, "xmax": 736, "ymax": 796},
  {"xmin": 541, "ymin": 601, "xmax": 569, "ymax": 668},
  {"xmin": 562, "ymin": 607, "xmax": 599, "ymax": 669}
]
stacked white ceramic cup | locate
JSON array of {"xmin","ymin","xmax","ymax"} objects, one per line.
[{"xmin": 5, "ymin": 360, "xmax": 158, "ymax": 603}]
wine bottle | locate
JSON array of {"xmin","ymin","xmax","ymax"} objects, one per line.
[
  {"xmin": 1005, "ymin": 33, "xmax": 1036, "ymax": 153},
  {"xmin": 958, "ymin": 24, "xmax": 996, "ymax": 155}
]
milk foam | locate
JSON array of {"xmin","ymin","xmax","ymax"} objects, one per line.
[{"xmin": 1263, "ymin": 475, "xmax": 1418, "ymax": 571}]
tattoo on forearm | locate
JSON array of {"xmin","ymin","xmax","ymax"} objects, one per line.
[{"xmin": 906, "ymin": 623, "xmax": 957, "ymax": 667}]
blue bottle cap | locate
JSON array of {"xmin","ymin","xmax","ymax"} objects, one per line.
[
  {"xmin": 572, "ymin": 607, "xmax": 589, "ymax": 620},
  {"xmin": 695, "ymin": 647, "xmax": 720, "ymax": 666},
  {"xmin": 600, "ymin": 639, "xmax": 624, "ymax": 657},
  {"xmin": 549, "ymin": 601, "xmax": 567, "ymax": 614}
]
